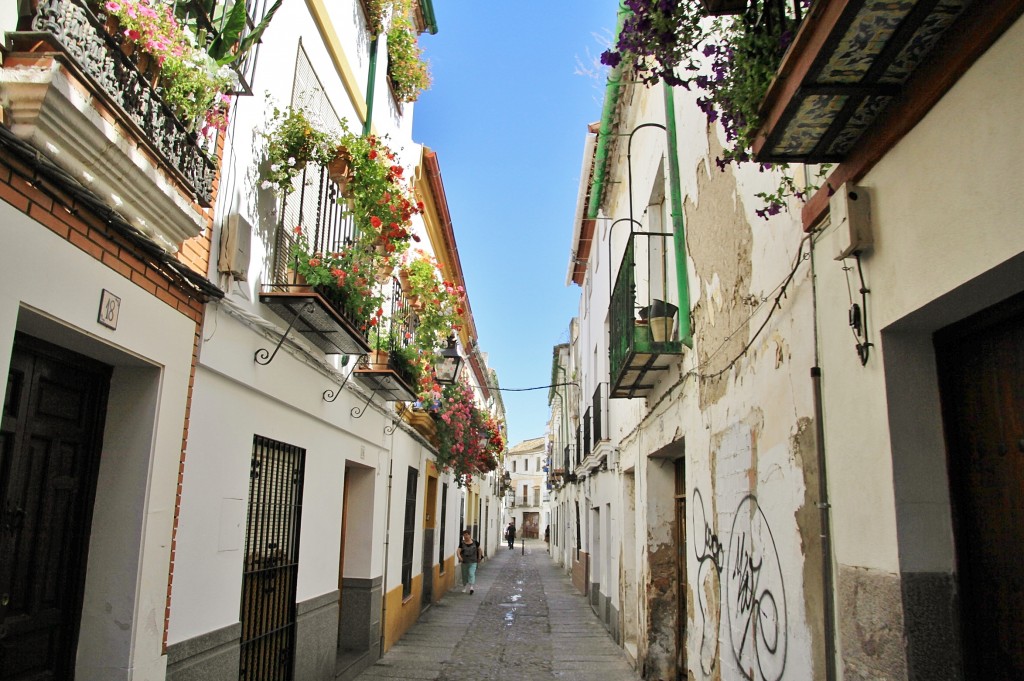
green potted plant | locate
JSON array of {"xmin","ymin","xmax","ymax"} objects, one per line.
[
  {"xmin": 260, "ymin": 105, "xmax": 338, "ymax": 196},
  {"xmin": 386, "ymin": 6, "xmax": 431, "ymax": 103},
  {"xmin": 434, "ymin": 379, "xmax": 500, "ymax": 486},
  {"xmin": 288, "ymin": 226, "xmax": 385, "ymax": 331},
  {"xmin": 399, "ymin": 250, "xmax": 465, "ymax": 357},
  {"xmin": 333, "ymin": 129, "xmax": 421, "ymax": 277},
  {"xmin": 100, "ymin": 0, "xmax": 279, "ymax": 135}
]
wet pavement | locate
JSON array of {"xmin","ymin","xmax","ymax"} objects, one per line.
[{"xmin": 349, "ymin": 539, "xmax": 640, "ymax": 681}]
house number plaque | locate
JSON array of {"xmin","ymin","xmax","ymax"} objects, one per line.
[{"xmin": 98, "ymin": 289, "xmax": 121, "ymax": 330}]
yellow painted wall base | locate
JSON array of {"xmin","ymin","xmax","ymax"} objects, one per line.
[
  {"xmin": 382, "ymin": 574, "xmax": 422, "ymax": 652},
  {"xmin": 434, "ymin": 555, "xmax": 456, "ymax": 600}
]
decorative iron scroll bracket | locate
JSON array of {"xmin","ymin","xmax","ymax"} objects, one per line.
[
  {"xmin": 384, "ymin": 402, "xmax": 409, "ymax": 435},
  {"xmin": 323, "ymin": 355, "xmax": 364, "ymax": 402},
  {"xmin": 254, "ymin": 302, "xmax": 315, "ymax": 365},
  {"xmin": 350, "ymin": 384, "xmax": 378, "ymax": 419}
]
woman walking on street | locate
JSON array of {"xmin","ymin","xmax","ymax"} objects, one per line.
[
  {"xmin": 458, "ymin": 530, "xmax": 482, "ymax": 594},
  {"xmin": 505, "ymin": 520, "xmax": 516, "ymax": 550}
]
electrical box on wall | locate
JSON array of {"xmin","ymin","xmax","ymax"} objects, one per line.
[
  {"xmin": 831, "ymin": 183, "xmax": 872, "ymax": 260},
  {"xmin": 218, "ymin": 212, "xmax": 252, "ymax": 280}
]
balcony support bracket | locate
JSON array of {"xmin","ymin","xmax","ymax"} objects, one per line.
[{"xmin": 254, "ymin": 302, "xmax": 315, "ymax": 366}]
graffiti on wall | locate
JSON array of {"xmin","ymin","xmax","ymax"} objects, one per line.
[{"xmin": 693, "ymin": 488, "xmax": 788, "ymax": 681}]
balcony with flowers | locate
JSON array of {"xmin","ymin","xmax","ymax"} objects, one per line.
[
  {"xmin": 257, "ymin": 107, "xmax": 424, "ymax": 359},
  {"xmin": 0, "ymin": 0, "xmax": 278, "ymax": 251},
  {"xmin": 602, "ymin": 0, "xmax": 1003, "ymax": 220}
]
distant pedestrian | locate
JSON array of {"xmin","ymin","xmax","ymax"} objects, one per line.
[
  {"xmin": 544, "ymin": 525, "xmax": 550, "ymax": 545},
  {"xmin": 505, "ymin": 521, "xmax": 516, "ymax": 550},
  {"xmin": 458, "ymin": 530, "xmax": 481, "ymax": 594}
]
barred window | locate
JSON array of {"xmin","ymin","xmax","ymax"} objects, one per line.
[{"xmin": 401, "ymin": 467, "xmax": 418, "ymax": 598}]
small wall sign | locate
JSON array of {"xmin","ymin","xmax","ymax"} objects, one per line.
[{"xmin": 98, "ymin": 289, "xmax": 121, "ymax": 330}]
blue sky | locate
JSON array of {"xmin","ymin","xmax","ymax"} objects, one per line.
[{"xmin": 413, "ymin": 1, "xmax": 618, "ymax": 447}]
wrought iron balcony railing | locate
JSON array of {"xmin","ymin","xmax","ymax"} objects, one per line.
[
  {"xmin": 260, "ymin": 165, "xmax": 373, "ymax": 357},
  {"xmin": 609, "ymin": 232, "xmax": 684, "ymax": 399},
  {"xmin": 9, "ymin": 0, "xmax": 225, "ymax": 205},
  {"xmin": 352, "ymin": 277, "xmax": 420, "ymax": 402}
]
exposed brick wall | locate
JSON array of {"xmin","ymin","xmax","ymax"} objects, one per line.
[{"xmin": 0, "ymin": 155, "xmax": 211, "ymax": 323}]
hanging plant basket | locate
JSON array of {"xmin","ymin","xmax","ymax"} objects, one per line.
[{"xmin": 326, "ymin": 146, "xmax": 353, "ymax": 196}]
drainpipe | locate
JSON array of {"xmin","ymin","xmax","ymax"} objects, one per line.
[
  {"xmin": 661, "ymin": 83, "xmax": 693, "ymax": 348},
  {"xmin": 586, "ymin": 5, "xmax": 628, "ymax": 220},
  {"xmin": 378, "ymin": 447, "xmax": 394, "ymax": 655},
  {"xmin": 809, "ymin": 241, "xmax": 838, "ymax": 680},
  {"xmin": 362, "ymin": 36, "xmax": 379, "ymax": 136}
]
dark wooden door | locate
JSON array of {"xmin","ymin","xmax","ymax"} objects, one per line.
[
  {"xmin": 935, "ymin": 292, "xmax": 1024, "ymax": 681},
  {"xmin": 674, "ymin": 458, "xmax": 687, "ymax": 681},
  {"xmin": 0, "ymin": 334, "xmax": 110, "ymax": 680}
]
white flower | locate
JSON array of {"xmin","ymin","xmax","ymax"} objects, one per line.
[
  {"xmin": 261, "ymin": 180, "xmax": 273, "ymax": 190},
  {"xmin": 287, "ymin": 157, "xmax": 297, "ymax": 167},
  {"xmin": 270, "ymin": 163, "xmax": 281, "ymax": 172}
]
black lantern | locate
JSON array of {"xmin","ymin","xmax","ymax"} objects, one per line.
[{"xmin": 434, "ymin": 336, "xmax": 463, "ymax": 384}]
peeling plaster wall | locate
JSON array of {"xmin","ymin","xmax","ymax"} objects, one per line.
[
  {"xmin": 672, "ymin": 99, "xmax": 821, "ymax": 680},
  {"xmin": 572, "ymin": 73, "xmax": 826, "ymax": 680}
]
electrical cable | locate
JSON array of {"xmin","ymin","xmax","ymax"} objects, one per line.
[{"xmin": 697, "ymin": 233, "xmax": 813, "ymax": 381}]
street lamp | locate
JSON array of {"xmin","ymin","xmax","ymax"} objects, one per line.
[{"xmin": 434, "ymin": 336, "xmax": 463, "ymax": 385}]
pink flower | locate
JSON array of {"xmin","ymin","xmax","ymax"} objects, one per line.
[{"xmin": 105, "ymin": 1, "xmax": 121, "ymax": 11}]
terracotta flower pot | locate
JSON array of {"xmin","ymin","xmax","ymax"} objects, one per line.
[
  {"xmin": 327, "ymin": 147, "xmax": 352, "ymax": 196},
  {"xmin": 287, "ymin": 268, "xmax": 314, "ymax": 294},
  {"xmin": 366, "ymin": 349, "xmax": 390, "ymax": 370},
  {"xmin": 374, "ymin": 262, "xmax": 393, "ymax": 285}
]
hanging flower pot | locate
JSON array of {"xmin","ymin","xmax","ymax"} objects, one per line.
[
  {"xmin": 374, "ymin": 260, "xmax": 393, "ymax": 285},
  {"xmin": 326, "ymin": 146, "xmax": 353, "ymax": 196}
]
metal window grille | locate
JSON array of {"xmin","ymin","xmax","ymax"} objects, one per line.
[
  {"xmin": 575, "ymin": 425, "xmax": 582, "ymax": 466},
  {"xmin": 575, "ymin": 500, "xmax": 581, "ymax": 562},
  {"xmin": 592, "ymin": 384, "xmax": 605, "ymax": 443},
  {"xmin": 582, "ymin": 408, "xmax": 592, "ymax": 459},
  {"xmin": 401, "ymin": 467, "xmax": 418, "ymax": 598},
  {"xmin": 239, "ymin": 435, "xmax": 306, "ymax": 681}
]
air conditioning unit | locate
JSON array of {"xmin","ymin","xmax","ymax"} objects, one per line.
[{"xmin": 831, "ymin": 183, "xmax": 872, "ymax": 260}]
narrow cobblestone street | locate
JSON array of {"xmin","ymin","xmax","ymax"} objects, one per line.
[{"xmin": 350, "ymin": 540, "xmax": 639, "ymax": 681}]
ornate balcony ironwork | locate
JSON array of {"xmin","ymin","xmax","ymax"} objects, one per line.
[{"xmin": 9, "ymin": 0, "xmax": 221, "ymax": 205}]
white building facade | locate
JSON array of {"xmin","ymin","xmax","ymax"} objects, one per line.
[{"xmin": 0, "ymin": 2, "xmax": 504, "ymax": 680}]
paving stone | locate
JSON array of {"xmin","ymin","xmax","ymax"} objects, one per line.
[{"xmin": 345, "ymin": 541, "xmax": 638, "ymax": 681}]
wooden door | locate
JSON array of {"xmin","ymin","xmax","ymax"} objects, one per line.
[
  {"xmin": 935, "ymin": 292, "xmax": 1024, "ymax": 680},
  {"xmin": 675, "ymin": 458, "xmax": 687, "ymax": 681},
  {"xmin": 0, "ymin": 334, "xmax": 110, "ymax": 680}
]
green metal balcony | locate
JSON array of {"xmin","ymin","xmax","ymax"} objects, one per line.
[{"xmin": 609, "ymin": 232, "xmax": 684, "ymax": 399}]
